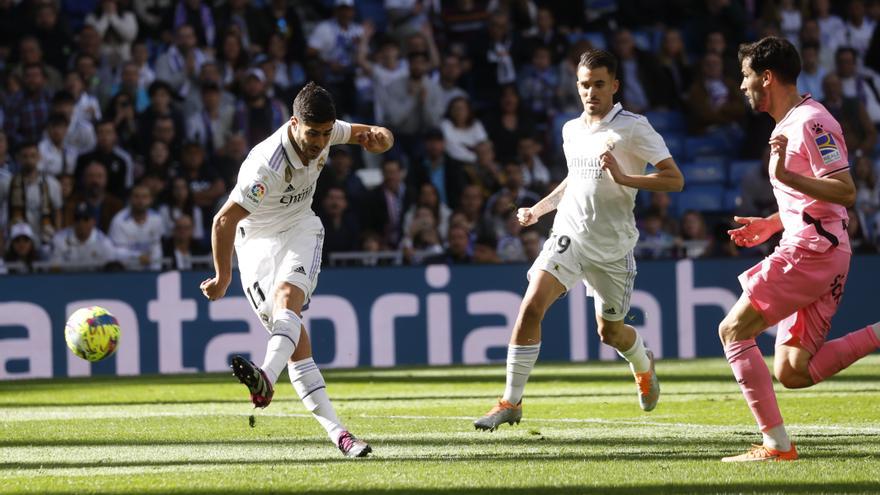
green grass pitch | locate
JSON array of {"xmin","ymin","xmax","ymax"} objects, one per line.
[{"xmin": 2, "ymin": 356, "xmax": 880, "ymax": 495}]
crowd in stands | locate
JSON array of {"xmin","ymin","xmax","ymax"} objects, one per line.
[{"xmin": 1, "ymin": 0, "xmax": 880, "ymax": 274}]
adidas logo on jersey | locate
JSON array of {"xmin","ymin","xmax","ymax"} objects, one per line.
[
  {"xmin": 294, "ymin": 266, "xmax": 306, "ymax": 275},
  {"xmin": 605, "ymin": 307, "xmax": 617, "ymax": 315},
  {"xmin": 284, "ymin": 184, "xmax": 295, "ymax": 193}
]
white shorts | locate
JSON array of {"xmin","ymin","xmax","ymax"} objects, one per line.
[
  {"xmin": 527, "ymin": 232, "xmax": 636, "ymax": 322},
  {"xmin": 235, "ymin": 215, "xmax": 325, "ymax": 330}
]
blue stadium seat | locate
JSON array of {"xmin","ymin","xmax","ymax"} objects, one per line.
[
  {"xmin": 683, "ymin": 134, "xmax": 727, "ymax": 162},
  {"xmin": 356, "ymin": 0, "xmax": 387, "ymax": 32},
  {"xmin": 663, "ymin": 134, "xmax": 684, "ymax": 161},
  {"xmin": 723, "ymin": 188, "xmax": 741, "ymax": 211},
  {"xmin": 569, "ymin": 32, "xmax": 607, "ymax": 50},
  {"xmin": 632, "ymin": 30, "xmax": 653, "ymax": 51},
  {"xmin": 676, "ymin": 185, "xmax": 726, "ymax": 216},
  {"xmin": 728, "ymin": 159, "xmax": 761, "ymax": 187},
  {"xmin": 680, "ymin": 159, "xmax": 726, "ymax": 184},
  {"xmin": 646, "ymin": 111, "xmax": 686, "ymax": 133}
]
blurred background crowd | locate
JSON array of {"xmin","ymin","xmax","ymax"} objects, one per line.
[{"xmin": 1, "ymin": 0, "xmax": 880, "ymax": 274}]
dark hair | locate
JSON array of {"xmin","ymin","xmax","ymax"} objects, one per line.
[
  {"xmin": 15, "ymin": 140, "xmax": 38, "ymax": 153},
  {"xmin": 738, "ymin": 37, "xmax": 801, "ymax": 85},
  {"xmin": 800, "ymin": 41, "xmax": 820, "ymax": 53},
  {"xmin": 444, "ymin": 96, "xmax": 475, "ymax": 126},
  {"xmin": 51, "ymin": 90, "xmax": 75, "ymax": 106},
  {"xmin": 835, "ymin": 46, "xmax": 858, "ymax": 61},
  {"xmin": 47, "ymin": 112, "xmax": 69, "ymax": 127},
  {"xmin": 292, "ymin": 81, "xmax": 336, "ymax": 123},
  {"xmin": 578, "ymin": 48, "xmax": 618, "ymax": 77}
]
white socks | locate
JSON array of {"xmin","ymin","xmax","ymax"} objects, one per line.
[
  {"xmin": 618, "ymin": 331, "xmax": 651, "ymax": 374},
  {"xmin": 289, "ymin": 357, "xmax": 345, "ymax": 444},
  {"xmin": 763, "ymin": 424, "xmax": 792, "ymax": 451},
  {"xmin": 502, "ymin": 343, "xmax": 541, "ymax": 405},
  {"xmin": 261, "ymin": 309, "xmax": 302, "ymax": 384}
]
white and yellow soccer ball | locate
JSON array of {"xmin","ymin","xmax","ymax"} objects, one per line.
[{"xmin": 65, "ymin": 306, "xmax": 121, "ymax": 362}]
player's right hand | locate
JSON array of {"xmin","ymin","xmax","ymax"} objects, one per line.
[
  {"xmin": 517, "ymin": 207, "xmax": 538, "ymax": 226},
  {"xmin": 200, "ymin": 276, "xmax": 230, "ymax": 301},
  {"xmin": 727, "ymin": 216, "xmax": 774, "ymax": 247}
]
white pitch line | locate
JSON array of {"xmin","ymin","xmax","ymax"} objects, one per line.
[{"xmin": 2, "ymin": 408, "xmax": 879, "ymax": 435}]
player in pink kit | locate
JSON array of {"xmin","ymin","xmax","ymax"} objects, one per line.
[{"xmin": 720, "ymin": 37, "xmax": 880, "ymax": 462}]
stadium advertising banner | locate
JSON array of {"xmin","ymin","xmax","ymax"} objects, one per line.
[{"xmin": 1, "ymin": 257, "xmax": 877, "ymax": 380}]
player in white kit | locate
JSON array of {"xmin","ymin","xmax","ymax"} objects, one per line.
[
  {"xmin": 200, "ymin": 82, "xmax": 393, "ymax": 457},
  {"xmin": 474, "ymin": 48, "xmax": 684, "ymax": 431}
]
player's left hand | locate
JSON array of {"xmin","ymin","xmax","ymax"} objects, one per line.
[
  {"xmin": 768, "ymin": 134, "xmax": 792, "ymax": 183},
  {"xmin": 357, "ymin": 129, "xmax": 391, "ymax": 153},
  {"xmin": 600, "ymin": 150, "xmax": 625, "ymax": 183},
  {"xmin": 200, "ymin": 276, "xmax": 230, "ymax": 301}
]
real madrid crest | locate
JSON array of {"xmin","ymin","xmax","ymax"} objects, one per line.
[{"xmin": 317, "ymin": 157, "xmax": 326, "ymax": 170}]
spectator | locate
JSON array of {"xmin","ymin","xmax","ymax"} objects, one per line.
[
  {"xmin": 50, "ymin": 89, "xmax": 97, "ymax": 159},
  {"xmin": 264, "ymin": 32, "xmax": 305, "ymax": 99},
  {"xmin": 173, "ymin": 0, "xmax": 215, "ymax": 48},
  {"xmin": 175, "ymin": 141, "xmax": 225, "ymax": 216},
  {"xmin": 801, "ymin": 18, "xmax": 836, "ymax": 74},
  {"xmin": 798, "ymin": 42, "xmax": 827, "ymax": 101},
  {"xmin": 407, "ymin": 129, "xmax": 467, "ymax": 210},
  {"xmin": 64, "ymin": 71, "xmax": 102, "ymax": 125},
  {"xmin": 472, "ymin": 229, "xmax": 500, "ymax": 263},
  {"xmin": 484, "ymin": 85, "xmax": 535, "ymax": 165},
  {"xmin": 469, "ymin": 141, "xmax": 503, "ymax": 195},
  {"xmin": 519, "ymin": 227, "xmax": 543, "ymax": 262},
  {"xmin": 517, "ymin": 43, "xmax": 560, "ymax": 128},
  {"xmin": 4, "ymin": 64, "xmax": 53, "ymax": 148},
  {"xmin": 636, "ymin": 207, "xmax": 676, "ymax": 259},
  {"xmin": 497, "ymin": 209, "xmax": 526, "ymax": 262},
  {"xmin": 185, "ymin": 82, "xmax": 233, "ymax": 157},
  {"xmin": 162, "ymin": 213, "xmax": 209, "ymax": 270},
  {"xmin": 470, "ymin": 10, "xmax": 522, "ymax": 104},
  {"xmin": 517, "ymin": 134, "xmax": 550, "ymax": 193},
  {"xmin": 402, "ymin": 205, "xmax": 444, "ymax": 264},
  {"xmin": 320, "ymin": 186, "xmax": 361, "ymax": 262},
  {"xmin": 834, "ymin": 47, "xmax": 880, "ymax": 126},
  {"xmin": 703, "ymin": 30, "xmax": 742, "ymax": 82},
  {"xmin": 0, "ymin": 131, "xmax": 16, "ymax": 179},
  {"xmin": 853, "ymin": 154, "xmax": 880, "ymax": 235},
  {"xmin": 134, "ymin": 0, "xmax": 175, "ymax": 40},
  {"xmin": 557, "ymin": 40, "xmax": 592, "ymax": 114},
  {"xmin": 109, "ymin": 183, "xmax": 165, "ymax": 270},
  {"xmin": 51, "ymin": 201, "xmax": 119, "ymax": 270},
  {"xmin": 215, "ymin": 0, "xmax": 272, "ymax": 53},
  {"xmin": 213, "ymin": 131, "xmax": 248, "ymax": 189},
  {"xmin": 4, "ymin": 222, "xmax": 43, "ymax": 272},
  {"xmin": 144, "ymin": 140, "xmax": 176, "ymax": 179},
  {"xmin": 847, "ymin": 207, "xmax": 877, "ymax": 253},
  {"xmin": 657, "ymin": 28, "xmax": 692, "ymax": 109},
  {"xmin": 441, "ymin": 96, "xmax": 488, "ymax": 164},
  {"xmin": 646, "ymin": 191, "xmax": 680, "ymax": 237},
  {"xmin": 438, "ymin": 0, "xmax": 490, "ymax": 53},
  {"xmin": 840, "ymin": 0, "xmax": 875, "ymax": 62},
  {"xmin": 315, "ymin": 146, "xmax": 367, "ymax": 213},
  {"xmin": 685, "ymin": 52, "xmax": 746, "ymax": 136},
  {"xmin": 403, "ymin": 182, "xmax": 453, "ymax": 243},
  {"xmin": 435, "ymin": 52, "xmax": 469, "ymax": 112},
  {"xmin": 216, "ymin": 30, "xmax": 248, "ymax": 90},
  {"xmin": 523, "ymin": 6, "xmax": 568, "ymax": 64},
  {"xmin": 138, "ymin": 80, "xmax": 185, "ymax": 154},
  {"xmin": 357, "ymin": 26, "xmax": 407, "ymax": 121},
  {"xmin": 32, "ymin": 2, "xmax": 74, "ymax": 73},
  {"xmin": 85, "ymin": 0, "xmax": 139, "ymax": 68},
  {"xmin": 737, "ymin": 147, "xmax": 777, "ymax": 219},
  {"xmin": 233, "ymin": 68, "xmax": 288, "ymax": 147},
  {"xmin": 485, "ymin": 162, "xmax": 540, "ymax": 218},
  {"xmin": 365, "ymin": 159, "xmax": 414, "ymax": 249},
  {"xmin": 111, "ymin": 62, "xmax": 150, "ymax": 113},
  {"xmin": 612, "ymin": 29, "xmax": 670, "ymax": 112},
  {"xmin": 822, "ymin": 73, "xmax": 877, "ymax": 157},
  {"xmin": 457, "ymin": 183, "xmax": 486, "ymax": 232},
  {"xmin": 376, "ymin": 51, "xmax": 444, "ymax": 166},
  {"xmin": 306, "ymin": 0, "xmax": 364, "ymax": 117},
  {"xmin": 424, "ymin": 224, "xmax": 472, "ymax": 264},
  {"xmin": 677, "ymin": 210, "xmax": 711, "ymax": 258},
  {"xmin": 74, "ymin": 119, "xmax": 133, "ymax": 194},
  {"xmin": 1, "ymin": 141, "xmax": 61, "ymax": 244},
  {"xmin": 155, "ymin": 24, "xmax": 207, "ymax": 99},
  {"xmin": 261, "ymin": 0, "xmax": 308, "ymax": 62},
  {"xmin": 814, "ymin": 0, "xmax": 845, "ymax": 61},
  {"xmin": 107, "ymin": 93, "xmax": 139, "ymax": 151},
  {"xmin": 12, "ymin": 36, "xmax": 63, "ymax": 92},
  {"xmin": 64, "ymin": 160, "xmax": 125, "ymax": 232},
  {"xmin": 131, "ymin": 41, "xmax": 156, "ymax": 89},
  {"xmin": 158, "ymin": 176, "xmax": 205, "ymax": 243},
  {"xmin": 70, "ymin": 31, "xmax": 114, "ymax": 96},
  {"xmin": 38, "ymin": 113, "xmax": 78, "ymax": 176}
]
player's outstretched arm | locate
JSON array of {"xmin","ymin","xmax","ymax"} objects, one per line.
[
  {"xmin": 349, "ymin": 123, "xmax": 394, "ymax": 154},
  {"xmin": 201, "ymin": 199, "xmax": 250, "ymax": 301},
  {"xmin": 600, "ymin": 154, "xmax": 684, "ymax": 192},
  {"xmin": 727, "ymin": 212, "xmax": 783, "ymax": 248},
  {"xmin": 518, "ymin": 178, "xmax": 568, "ymax": 226}
]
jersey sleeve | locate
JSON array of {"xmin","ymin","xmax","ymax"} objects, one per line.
[
  {"xmin": 329, "ymin": 119, "xmax": 353, "ymax": 146},
  {"xmin": 801, "ymin": 119, "xmax": 849, "ymax": 177},
  {"xmin": 229, "ymin": 157, "xmax": 279, "ymax": 213},
  {"xmin": 630, "ymin": 118, "xmax": 672, "ymax": 165}
]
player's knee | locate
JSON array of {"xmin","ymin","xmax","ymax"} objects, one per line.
[
  {"xmin": 718, "ymin": 319, "xmax": 740, "ymax": 345},
  {"xmin": 775, "ymin": 368, "xmax": 812, "ymax": 389},
  {"xmin": 520, "ymin": 298, "xmax": 547, "ymax": 325}
]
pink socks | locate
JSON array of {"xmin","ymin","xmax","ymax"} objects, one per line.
[
  {"xmin": 725, "ymin": 339, "xmax": 783, "ymax": 431},
  {"xmin": 808, "ymin": 325, "xmax": 880, "ymax": 384}
]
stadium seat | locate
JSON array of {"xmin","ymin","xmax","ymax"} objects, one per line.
[
  {"xmin": 683, "ymin": 134, "xmax": 727, "ymax": 162},
  {"xmin": 569, "ymin": 32, "xmax": 607, "ymax": 50},
  {"xmin": 676, "ymin": 185, "xmax": 726, "ymax": 216},
  {"xmin": 663, "ymin": 134, "xmax": 684, "ymax": 161},
  {"xmin": 728, "ymin": 159, "xmax": 761, "ymax": 187},
  {"xmin": 356, "ymin": 0, "xmax": 388, "ymax": 32},
  {"xmin": 723, "ymin": 187, "xmax": 741, "ymax": 211},
  {"xmin": 646, "ymin": 111, "xmax": 687, "ymax": 133},
  {"xmin": 680, "ymin": 159, "xmax": 726, "ymax": 184}
]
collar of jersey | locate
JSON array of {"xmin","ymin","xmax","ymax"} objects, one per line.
[
  {"xmin": 582, "ymin": 102, "xmax": 623, "ymax": 129},
  {"xmin": 280, "ymin": 122, "xmax": 304, "ymax": 170},
  {"xmin": 776, "ymin": 93, "xmax": 812, "ymax": 127}
]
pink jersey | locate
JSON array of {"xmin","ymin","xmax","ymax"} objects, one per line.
[{"xmin": 769, "ymin": 95, "xmax": 851, "ymax": 254}]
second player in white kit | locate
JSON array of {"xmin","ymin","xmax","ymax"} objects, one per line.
[
  {"xmin": 201, "ymin": 82, "xmax": 393, "ymax": 457},
  {"xmin": 474, "ymin": 48, "xmax": 685, "ymax": 431}
]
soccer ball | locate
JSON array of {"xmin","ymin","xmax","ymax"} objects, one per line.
[{"xmin": 65, "ymin": 306, "xmax": 121, "ymax": 362}]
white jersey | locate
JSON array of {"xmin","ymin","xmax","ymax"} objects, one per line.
[
  {"xmin": 556, "ymin": 103, "xmax": 671, "ymax": 262},
  {"xmin": 230, "ymin": 120, "xmax": 352, "ymax": 238},
  {"xmin": 109, "ymin": 207, "xmax": 165, "ymax": 270},
  {"xmin": 51, "ymin": 226, "xmax": 119, "ymax": 267}
]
